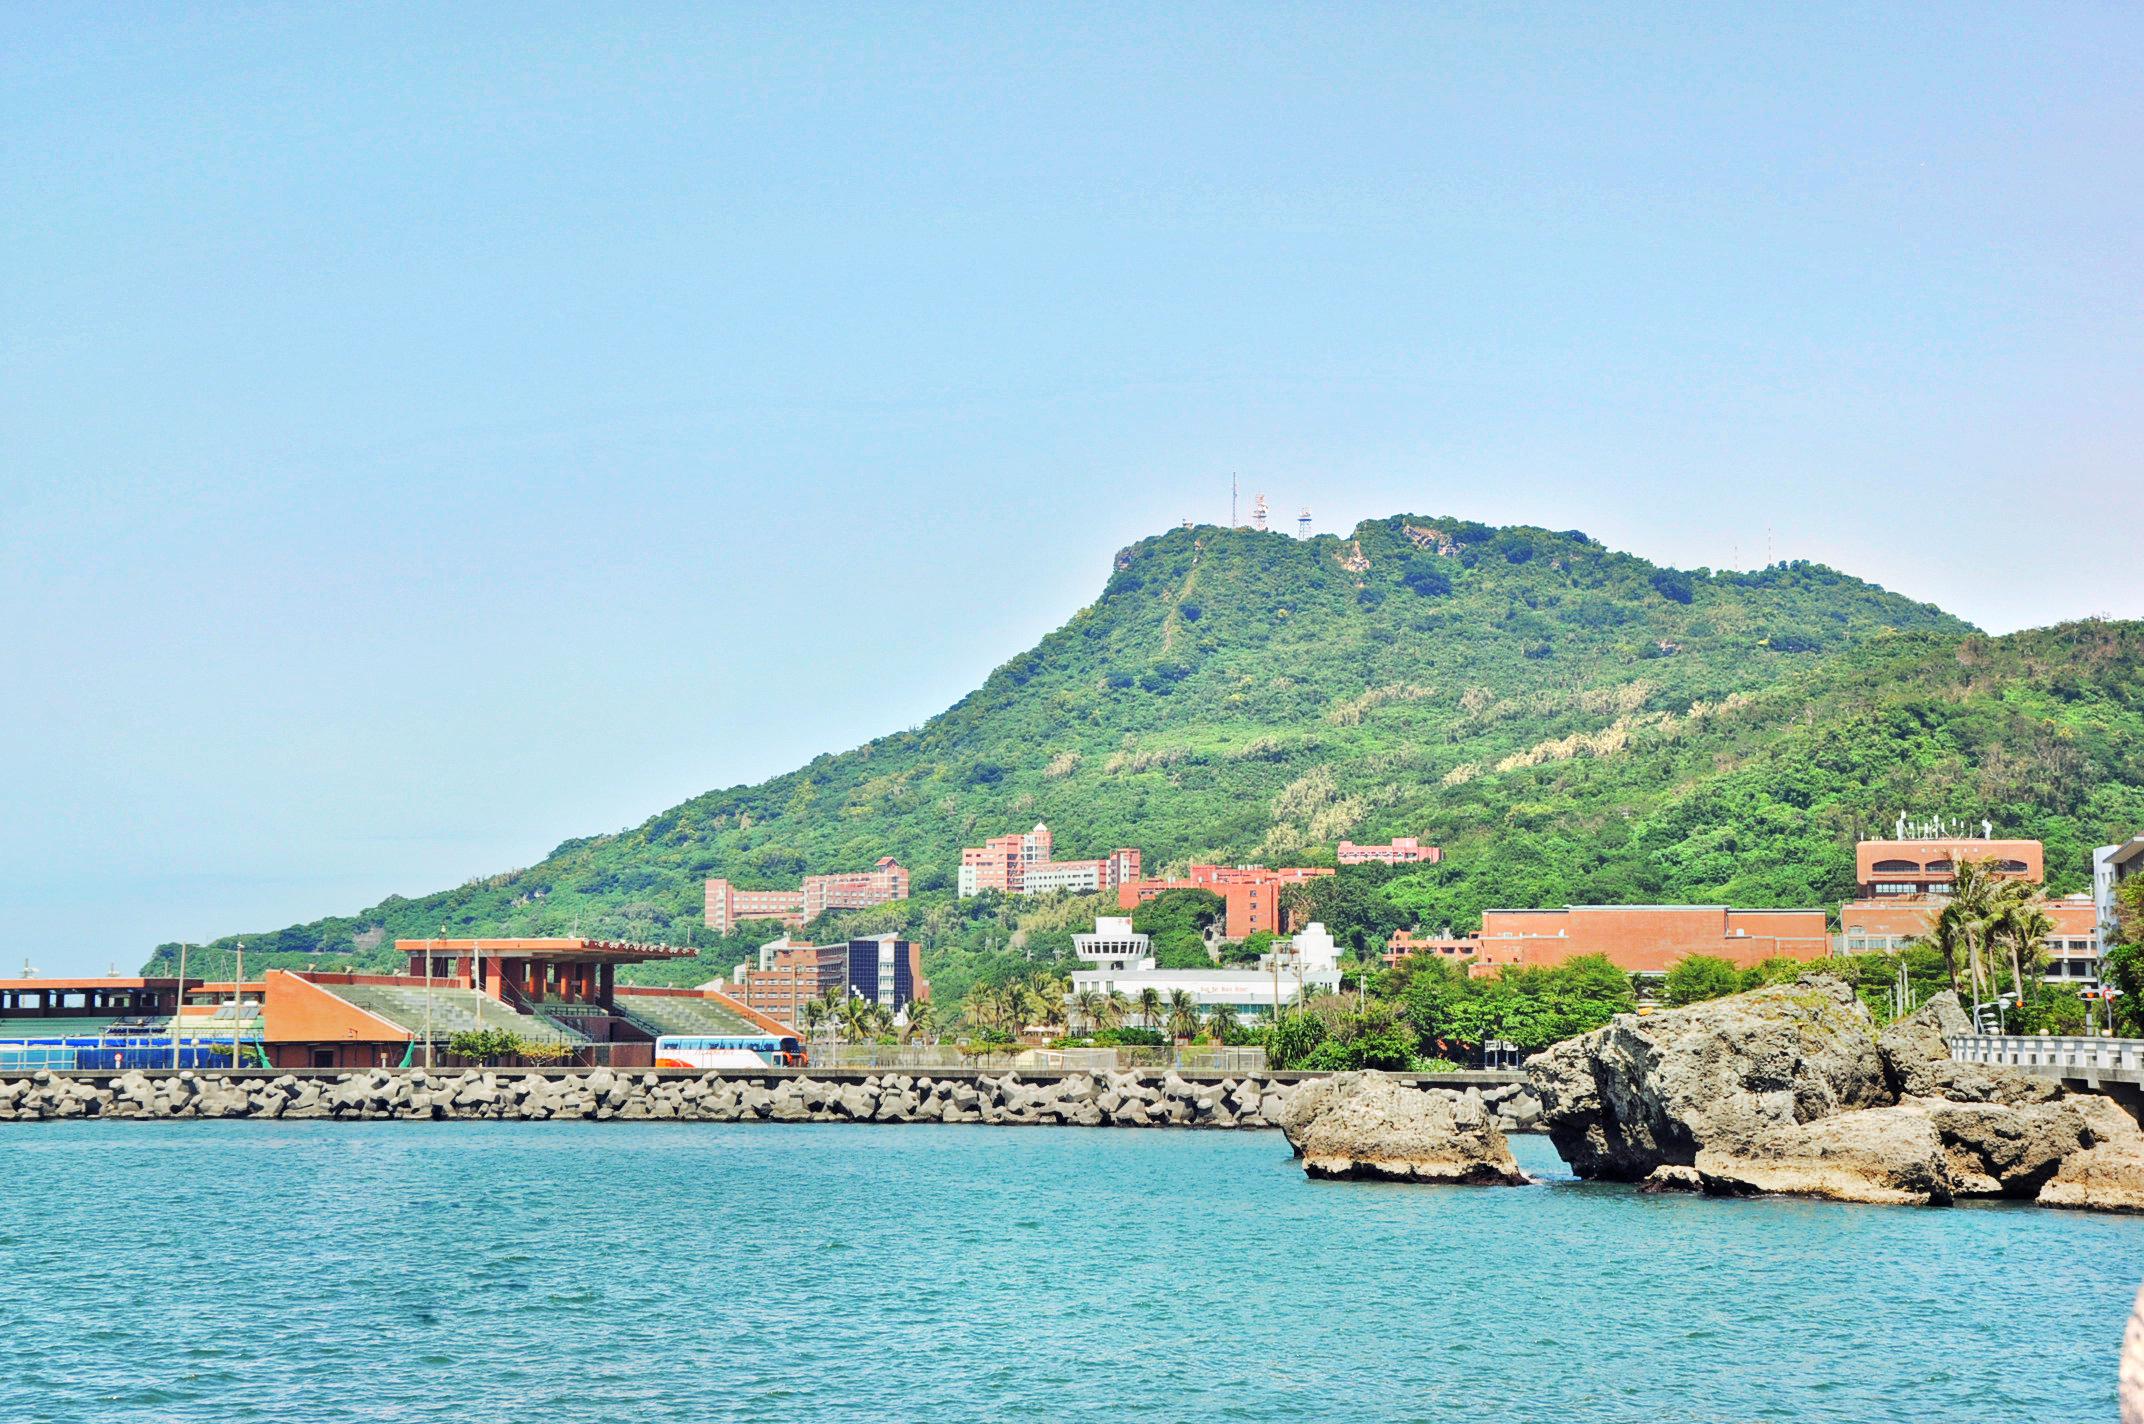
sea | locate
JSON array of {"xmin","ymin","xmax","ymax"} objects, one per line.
[{"xmin": 0, "ymin": 1122, "xmax": 2134, "ymax": 1423}]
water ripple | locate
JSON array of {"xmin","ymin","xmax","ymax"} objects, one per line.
[{"xmin": 0, "ymin": 1123, "xmax": 2134, "ymax": 1422}]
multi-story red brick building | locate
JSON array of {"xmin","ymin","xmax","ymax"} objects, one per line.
[
  {"xmin": 1380, "ymin": 928, "xmax": 1476, "ymax": 966},
  {"xmin": 1837, "ymin": 833, "xmax": 2102, "ymax": 983},
  {"xmin": 704, "ymin": 858, "xmax": 910, "ymax": 933},
  {"xmin": 1337, "ymin": 837, "xmax": 1442, "ymax": 866},
  {"xmin": 1116, "ymin": 863, "xmax": 1336, "ymax": 939},
  {"xmin": 722, "ymin": 935, "xmax": 928, "ymax": 1031},
  {"xmin": 1385, "ymin": 905, "xmax": 1829, "ymax": 976},
  {"xmin": 1855, "ymin": 834, "xmax": 2044, "ymax": 897}
]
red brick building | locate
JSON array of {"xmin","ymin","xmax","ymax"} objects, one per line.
[
  {"xmin": 1385, "ymin": 905, "xmax": 1829, "ymax": 976},
  {"xmin": 1380, "ymin": 929, "xmax": 1476, "ymax": 967},
  {"xmin": 721, "ymin": 935, "xmax": 928, "ymax": 1031},
  {"xmin": 704, "ymin": 857, "xmax": 910, "ymax": 933},
  {"xmin": 1855, "ymin": 836, "xmax": 2044, "ymax": 897},
  {"xmin": 1116, "ymin": 864, "xmax": 1335, "ymax": 939}
]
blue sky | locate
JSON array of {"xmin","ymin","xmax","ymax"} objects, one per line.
[{"xmin": 4, "ymin": 5, "xmax": 2140, "ymax": 973}]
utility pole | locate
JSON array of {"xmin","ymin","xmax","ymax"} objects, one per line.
[
  {"xmin": 426, "ymin": 925, "xmax": 439, "ymax": 1069},
  {"xmin": 231, "ymin": 940, "xmax": 244, "ymax": 1072},
  {"xmin": 171, "ymin": 942, "xmax": 188, "ymax": 1070}
]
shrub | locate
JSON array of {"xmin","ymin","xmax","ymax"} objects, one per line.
[
  {"xmin": 448, "ymin": 1027, "xmax": 523, "ymax": 1063},
  {"xmin": 1402, "ymin": 565, "xmax": 1451, "ymax": 598},
  {"xmin": 1662, "ymin": 955, "xmax": 1743, "ymax": 1006},
  {"xmin": 1650, "ymin": 569, "xmax": 1695, "ymax": 604}
]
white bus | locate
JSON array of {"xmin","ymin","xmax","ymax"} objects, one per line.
[{"xmin": 653, "ymin": 1032, "xmax": 805, "ymax": 1069}]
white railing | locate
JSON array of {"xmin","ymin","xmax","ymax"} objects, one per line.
[{"xmin": 1950, "ymin": 1035, "xmax": 2144, "ymax": 1074}]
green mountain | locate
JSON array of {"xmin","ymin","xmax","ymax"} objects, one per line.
[{"xmin": 147, "ymin": 516, "xmax": 2144, "ymax": 992}]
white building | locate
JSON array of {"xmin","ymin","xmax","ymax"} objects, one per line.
[
  {"xmin": 2096, "ymin": 836, "xmax": 2144, "ymax": 951},
  {"xmin": 1067, "ymin": 917, "xmax": 1344, "ymax": 1022}
]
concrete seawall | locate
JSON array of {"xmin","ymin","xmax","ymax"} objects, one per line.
[{"xmin": 0, "ymin": 1067, "xmax": 1544, "ymax": 1132}]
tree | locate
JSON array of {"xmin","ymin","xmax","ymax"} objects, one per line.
[
  {"xmin": 447, "ymin": 1027, "xmax": 521, "ymax": 1064},
  {"xmin": 1136, "ymin": 986, "xmax": 1164, "ymax": 1030},
  {"xmin": 1101, "ymin": 989, "xmax": 1130, "ymax": 1031},
  {"xmin": 2103, "ymin": 943, "xmax": 2144, "ymax": 1036},
  {"xmin": 1663, "ymin": 955, "xmax": 1743, "ymax": 1006},
  {"xmin": 1990, "ymin": 885, "xmax": 2052, "ymax": 1010},
  {"xmin": 1264, "ymin": 1004, "xmax": 1328, "ymax": 1069},
  {"xmin": 1916, "ymin": 900, "xmax": 1969, "ymax": 995},
  {"xmin": 839, "ymin": 994, "xmax": 873, "ymax": 1045},
  {"xmin": 1946, "ymin": 859, "xmax": 2004, "ymax": 1011},
  {"xmin": 1166, "ymin": 988, "xmax": 1198, "ymax": 1044},
  {"xmin": 1133, "ymin": 889, "xmax": 1225, "ymax": 968},
  {"xmin": 1070, "ymin": 988, "xmax": 1102, "ymax": 1035},
  {"xmin": 902, "ymin": 997, "xmax": 938, "ymax": 1044}
]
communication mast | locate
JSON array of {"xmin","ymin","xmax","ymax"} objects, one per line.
[
  {"xmin": 1251, "ymin": 494, "xmax": 1270, "ymax": 531},
  {"xmin": 1297, "ymin": 506, "xmax": 1313, "ymax": 538}
]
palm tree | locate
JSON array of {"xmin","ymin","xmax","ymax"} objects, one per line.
[
  {"xmin": 818, "ymin": 987, "xmax": 848, "ymax": 1046},
  {"xmin": 1945, "ymin": 858, "xmax": 2004, "ymax": 1015},
  {"xmin": 965, "ymin": 985, "xmax": 1006, "ymax": 1037},
  {"xmin": 1007, "ymin": 981, "xmax": 1042, "ymax": 1034},
  {"xmin": 1136, "ymin": 986, "xmax": 1164, "ymax": 1031},
  {"xmin": 801, "ymin": 997, "xmax": 828, "ymax": 1043},
  {"xmin": 1992, "ymin": 886, "xmax": 2052, "ymax": 1013},
  {"xmin": 1070, "ymin": 988, "xmax": 1103, "ymax": 1035},
  {"xmin": 839, "ymin": 994, "xmax": 873, "ymax": 1045},
  {"xmin": 1918, "ymin": 899, "xmax": 1970, "ymax": 996},
  {"xmin": 1100, "ymin": 990, "xmax": 1129, "ymax": 1032},
  {"xmin": 902, "ymin": 996, "xmax": 937, "ymax": 1045},
  {"xmin": 1166, "ymin": 989, "xmax": 1198, "ymax": 1044}
]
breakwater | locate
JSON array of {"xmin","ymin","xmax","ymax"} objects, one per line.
[{"xmin": 0, "ymin": 1066, "xmax": 1545, "ymax": 1132}]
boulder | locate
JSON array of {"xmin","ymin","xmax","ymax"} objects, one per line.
[
  {"xmin": 1695, "ymin": 1105, "xmax": 1953, "ymax": 1206},
  {"xmin": 1282, "ymin": 1073, "xmax": 1526, "ymax": 1185},
  {"xmin": 1528, "ymin": 974, "xmax": 1890, "ymax": 1181},
  {"xmin": 2036, "ymin": 1100, "xmax": 2144, "ymax": 1212},
  {"xmin": 2037, "ymin": 1140, "xmax": 2144, "ymax": 1213},
  {"xmin": 1914, "ymin": 1097, "xmax": 2095, "ymax": 1199},
  {"xmin": 1878, "ymin": 991, "xmax": 2058, "ymax": 1105}
]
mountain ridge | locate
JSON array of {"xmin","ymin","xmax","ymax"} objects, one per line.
[{"xmin": 147, "ymin": 514, "xmax": 2144, "ymax": 985}]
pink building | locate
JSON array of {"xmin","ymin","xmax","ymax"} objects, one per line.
[
  {"xmin": 957, "ymin": 823, "xmax": 1143, "ymax": 898},
  {"xmin": 1338, "ymin": 836, "xmax": 1442, "ymax": 866},
  {"xmin": 705, "ymin": 858, "xmax": 911, "ymax": 934},
  {"xmin": 801, "ymin": 857, "xmax": 912, "ymax": 919}
]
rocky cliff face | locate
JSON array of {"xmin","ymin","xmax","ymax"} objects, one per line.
[
  {"xmin": 1526, "ymin": 976, "xmax": 1890, "ymax": 1181},
  {"xmin": 1529, "ymin": 979, "xmax": 2144, "ymax": 1211}
]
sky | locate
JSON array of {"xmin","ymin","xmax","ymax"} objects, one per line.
[{"xmin": 4, "ymin": 5, "xmax": 2140, "ymax": 973}]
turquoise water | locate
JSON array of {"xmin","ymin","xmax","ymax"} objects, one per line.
[{"xmin": 0, "ymin": 1124, "xmax": 2135, "ymax": 1423}]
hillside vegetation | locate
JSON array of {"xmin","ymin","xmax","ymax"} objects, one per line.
[{"xmin": 147, "ymin": 516, "xmax": 2144, "ymax": 997}]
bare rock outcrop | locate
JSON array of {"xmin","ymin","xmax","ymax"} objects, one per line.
[
  {"xmin": 1695, "ymin": 1106, "xmax": 1953, "ymax": 1206},
  {"xmin": 1879, "ymin": 990, "xmax": 2060, "ymax": 1105},
  {"xmin": 2039, "ymin": 1097, "xmax": 2144, "ymax": 1212},
  {"xmin": 1529, "ymin": 974, "xmax": 2144, "ymax": 1212},
  {"xmin": 1281, "ymin": 1071, "xmax": 1526, "ymax": 1184},
  {"xmin": 1528, "ymin": 974, "xmax": 1889, "ymax": 1181}
]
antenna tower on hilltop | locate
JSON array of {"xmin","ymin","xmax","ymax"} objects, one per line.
[
  {"xmin": 1251, "ymin": 494, "xmax": 1269, "ymax": 532},
  {"xmin": 1297, "ymin": 506, "xmax": 1313, "ymax": 538},
  {"xmin": 1231, "ymin": 474, "xmax": 1238, "ymax": 528}
]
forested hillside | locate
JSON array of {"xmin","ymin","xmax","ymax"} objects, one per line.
[{"xmin": 147, "ymin": 516, "xmax": 2144, "ymax": 990}]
